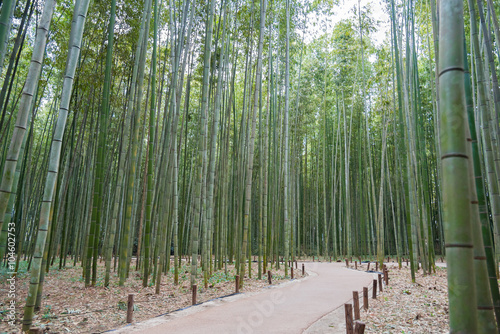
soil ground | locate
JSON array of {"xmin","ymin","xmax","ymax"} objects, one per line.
[
  {"xmin": 0, "ymin": 257, "xmax": 289, "ymax": 333},
  {"xmin": 306, "ymin": 261, "xmax": 449, "ymax": 333}
]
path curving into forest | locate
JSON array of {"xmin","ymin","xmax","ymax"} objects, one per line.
[{"xmin": 112, "ymin": 262, "xmax": 376, "ymax": 334}]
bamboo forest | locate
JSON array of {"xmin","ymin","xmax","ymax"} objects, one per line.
[{"xmin": 0, "ymin": 0, "xmax": 500, "ymax": 332}]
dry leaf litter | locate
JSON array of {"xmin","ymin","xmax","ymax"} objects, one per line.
[{"xmin": 0, "ymin": 258, "xmax": 292, "ymax": 333}]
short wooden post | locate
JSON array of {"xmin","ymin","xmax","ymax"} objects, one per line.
[
  {"xmin": 302, "ymin": 263, "xmax": 305, "ymax": 275},
  {"xmin": 385, "ymin": 268, "xmax": 389, "ymax": 285},
  {"xmin": 387, "ymin": 256, "xmax": 390, "ymax": 263},
  {"xmin": 127, "ymin": 294, "xmax": 134, "ymax": 323},
  {"xmin": 353, "ymin": 291, "xmax": 360, "ymax": 320},
  {"xmin": 291, "ymin": 266, "xmax": 294, "ymax": 279},
  {"xmin": 345, "ymin": 303, "xmax": 354, "ymax": 334},
  {"xmin": 346, "ymin": 259, "xmax": 349, "ymax": 267},
  {"xmin": 354, "ymin": 321, "xmax": 366, "ymax": 334},
  {"xmin": 267, "ymin": 270, "xmax": 272, "ymax": 284},
  {"xmin": 372, "ymin": 280, "xmax": 377, "ymax": 299},
  {"xmin": 378, "ymin": 273, "xmax": 383, "ymax": 292},
  {"xmin": 192, "ymin": 284, "xmax": 197, "ymax": 305},
  {"xmin": 235, "ymin": 275, "xmax": 240, "ymax": 293},
  {"xmin": 295, "ymin": 260, "xmax": 298, "ymax": 269},
  {"xmin": 367, "ymin": 262, "xmax": 370, "ymax": 271},
  {"xmin": 375, "ymin": 261, "xmax": 378, "ymax": 271},
  {"xmin": 355, "ymin": 261, "xmax": 357, "ymax": 269},
  {"xmin": 363, "ymin": 287, "xmax": 368, "ymax": 310},
  {"xmin": 29, "ymin": 328, "xmax": 41, "ymax": 334}
]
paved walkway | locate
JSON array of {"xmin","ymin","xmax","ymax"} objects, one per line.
[{"xmin": 113, "ymin": 262, "xmax": 375, "ymax": 334}]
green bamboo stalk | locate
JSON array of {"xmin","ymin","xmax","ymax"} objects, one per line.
[
  {"xmin": 439, "ymin": 0, "xmax": 478, "ymax": 331},
  {"xmin": 464, "ymin": 36, "xmax": 499, "ymax": 333},
  {"xmin": 0, "ymin": 0, "xmax": 16, "ymax": 75},
  {"xmin": 0, "ymin": 0, "xmax": 54, "ymax": 248},
  {"xmin": 142, "ymin": 0, "xmax": 160, "ymax": 288},
  {"xmin": 468, "ymin": 0, "xmax": 500, "ymax": 323},
  {"xmin": 191, "ymin": 0, "xmax": 215, "ymax": 287},
  {"xmin": 22, "ymin": 0, "xmax": 89, "ymax": 329},
  {"xmin": 86, "ymin": 0, "xmax": 116, "ymax": 287}
]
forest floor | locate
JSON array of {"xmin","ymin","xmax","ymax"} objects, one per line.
[
  {"xmin": 307, "ymin": 260, "xmax": 449, "ymax": 333},
  {"xmin": 364, "ymin": 262, "xmax": 448, "ymax": 333},
  {"xmin": 0, "ymin": 258, "xmax": 289, "ymax": 333}
]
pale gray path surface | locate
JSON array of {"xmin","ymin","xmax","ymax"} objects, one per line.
[{"xmin": 112, "ymin": 262, "xmax": 375, "ymax": 334}]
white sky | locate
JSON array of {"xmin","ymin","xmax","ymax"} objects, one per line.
[{"xmin": 304, "ymin": 0, "xmax": 391, "ymax": 47}]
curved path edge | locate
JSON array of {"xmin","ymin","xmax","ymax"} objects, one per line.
[{"xmin": 110, "ymin": 262, "xmax": 375, "ymax": 334}]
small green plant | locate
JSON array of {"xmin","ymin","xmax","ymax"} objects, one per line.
[
  {"xmin": 42, "ymin": 305, "xmax": 53, "ymax": 319},
  {"xmin": 118, "ymin": 301, "xmax": 127, "ymax": 310}
]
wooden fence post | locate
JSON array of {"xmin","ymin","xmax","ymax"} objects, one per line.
[
  {"xmin": 372, "ymin": 280, "xmax": 377, "ymax": 299},
  {"xmin": 355, "ymin": 261, "xmax": 357, "ymax": 269},
  {"xmin": 345, "ymin": 303, "xmax": 354, "ymax": 334},
  {"xmin": 353, "ymin": 291, "xmax": 360, "ymax": 320},
  {"xmin": 363, "ymin": 287, "xmax": 368, "ymax": 310},
  {"xmin": 302, "ymin": 263, "xmax": 305, "ymax": 276},
  {"xmin": 127, "ymin": 294, "xmax": 134, "ymax": 323},
  {"xmin": 354, "ymin": 321, "xmax": 366, "ymax": 334},
  {"xmin": 192, "ymin": 284, "xmax": 197, "ymax": 305},
  {"xmin": 235, "ymin": 275, "xmax": 240, "ymax": 293},
  {"xmin": 267, "ymin": 270, "xmax": 272, "ymax": 284},
  {"xmin": 378, "ymin": 273, "xmax": 383, "ymax": 292}
]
